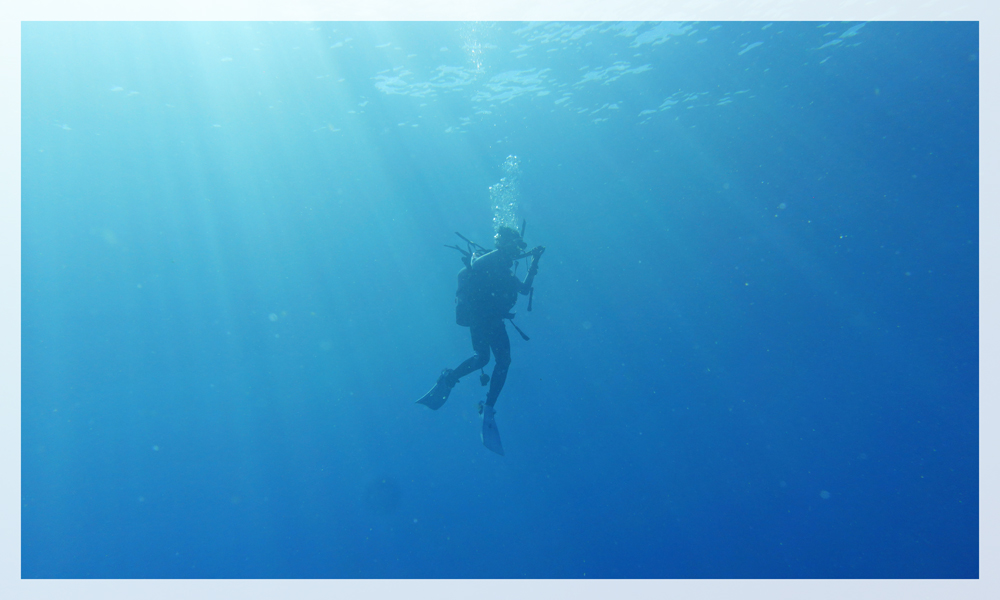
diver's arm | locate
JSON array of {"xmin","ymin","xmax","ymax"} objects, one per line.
[{"xmin": 518, "ymin": 246, "xmax": 545, "ymax": 295}]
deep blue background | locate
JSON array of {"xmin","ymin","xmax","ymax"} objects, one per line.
[{"xmin": 21, "ymin": 22, "xmax": 978, "ymax": 578}]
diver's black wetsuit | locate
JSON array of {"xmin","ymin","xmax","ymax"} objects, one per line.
[{"xmin": 448, "ymin": 247, "xmax": 539, "ymax": 407}]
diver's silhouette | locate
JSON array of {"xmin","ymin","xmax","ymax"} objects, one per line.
[{"xmin": 416, "ymin": 223, "xmax": 544, "ymax": 455}]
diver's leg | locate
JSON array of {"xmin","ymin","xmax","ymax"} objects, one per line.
[
  {"xmin": 485, "ymin": 321, "xmax": 511, "ymax": 407},
  {"xmin": 417, "ymin": 326, "xmax": 490, "ymax": 409},
  {"xmin": 450, "ymin": 323, "xmax": 491, "ymax": 383}
]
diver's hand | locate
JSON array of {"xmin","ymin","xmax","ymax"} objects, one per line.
[{"xmin": 528, "ymin": 246, "xmax": 545, "ymax": 276}]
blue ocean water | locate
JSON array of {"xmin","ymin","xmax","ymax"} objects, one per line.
[{"xmin": 21, "ymin": 21, "xmax": 978, "ymax": 579}]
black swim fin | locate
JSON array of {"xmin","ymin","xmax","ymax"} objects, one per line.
[
  {"xmin": 416, "ymin": 369, "xmax": 456, "ymax": 410},
  {"xmin": 480, "ymin": 403, "xmax": 505, "ymax": 455}
]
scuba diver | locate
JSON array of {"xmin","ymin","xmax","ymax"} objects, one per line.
[{"xmin": 416, "ymin": 222, "xmax": 545, "ymax": 455}]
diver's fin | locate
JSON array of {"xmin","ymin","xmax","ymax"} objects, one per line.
[
  {"xmin": 480, "ymin": 404, "xmax": 505, "ymax": 455},
  {"xmin": 416, "ymin": 369, "xmax": 455, "ymax": 410}
]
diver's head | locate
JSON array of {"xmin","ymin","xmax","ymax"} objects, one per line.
[{"xmin": 494, "ymin": 226, "xmax": 527, "ymax": 254}]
